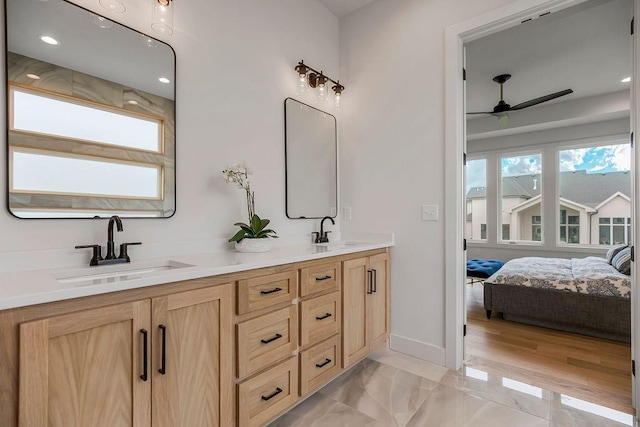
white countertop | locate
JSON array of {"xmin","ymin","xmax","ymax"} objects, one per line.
[{"xmin": 0, "ymin": 236, "xmax": 393, "ymax": 311}]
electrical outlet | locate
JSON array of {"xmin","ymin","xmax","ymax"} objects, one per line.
[
  {"xmin": 422, "ymin": 204, "xmax": 438, "ymax": 221},
  {"xmin": 342, "ymin": 207, "xmax": 352, "ymax": 221}
]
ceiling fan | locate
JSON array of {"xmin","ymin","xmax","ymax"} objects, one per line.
[{"xmin": 467, "ymin": 74, "xmax": 573, "ymax": 127}]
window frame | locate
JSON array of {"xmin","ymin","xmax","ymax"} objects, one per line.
[
  {"xmin": 498, "ymin": 150, "xmax": 543, "ymax": 245},
  {"xmin": 465, "ymin": 156, "xmax": 488, "ymax": 242},
  {"xmin": 9, "ymin": 84, "xmax": 165, "ymax": 155},
  {"xmin": 556, "ymin": 139, "xmax": 631, "ymax": 248}
]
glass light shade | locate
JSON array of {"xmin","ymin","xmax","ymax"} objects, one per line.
[
  {"xmin": 99, "ymin": 0, "xmax": 126, "ymax": 13},
  {"xmin": 152, "ymin": 2, "xmax": 174, "ymax": 36},
  {"xmin": 90, "ymin": 13, "xmax": 114, "ymax": 29}
]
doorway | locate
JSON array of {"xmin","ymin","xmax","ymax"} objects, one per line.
[{"xmin": 444, "ymin": 0, "xmax": 639, "ymax": 418}]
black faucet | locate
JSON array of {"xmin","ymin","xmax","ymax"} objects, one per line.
[
  {"xmin": 75, "ymin": 215, "xmax": 142, "ymax": 266},
  {"xmin": 106, "ymin": 215, "xmax": 123, "ymax": 259},
  {"xmin": 313, "ymin": 216, "xmax": 335, "ymax": 243}
]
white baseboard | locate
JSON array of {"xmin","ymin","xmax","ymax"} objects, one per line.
[{"xmin": 389, "ymin": 334, "xmax": 446, "ymax": 366}]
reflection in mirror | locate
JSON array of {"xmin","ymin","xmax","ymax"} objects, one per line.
[
  {"xmin": 6, "ymin": 0, "xmax": 176, "ymax": 218},
  {"xmin": 284, "ymin": 98, "xmax": 337, "ymax": 219}
]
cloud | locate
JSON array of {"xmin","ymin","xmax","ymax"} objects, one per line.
[
  {"xmin": 501, "ymin": 154, "xmax": 542, "ymax": 177},
  {"xmin": 559, "ymin": 148, "xmax": 587, "ymax": 172}
]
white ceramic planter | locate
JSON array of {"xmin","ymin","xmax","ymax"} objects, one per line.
[{"xmin": 234, "ymin": 238, "xmax": 272, "ymax": 253}]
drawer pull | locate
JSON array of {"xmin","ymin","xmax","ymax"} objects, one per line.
[
  {"xmin": 260, "ymin": 287, "xmax": 283, "ymax": 295},
  {"xmin": 261, "ymin": 387, "xmax": 283, "ymax": 401},
  {"xmin": 315, "ymin": 358, "xmax": 332, "ymax": 368},
  {"xmin": 316, "ymin": 312, "xmax": 332, "ymax": 321},
  {"xmin": 315, "ymin": 275, "xmax": 332, "ymax": 281},
  {"xmin": 261, "ymin": 333, "xmax": 283, "ymax": 344}
]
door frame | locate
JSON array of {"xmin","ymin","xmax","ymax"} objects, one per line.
[{"xmin": 445, "ymin": 0, "xmax": 638, "ymax": 414}]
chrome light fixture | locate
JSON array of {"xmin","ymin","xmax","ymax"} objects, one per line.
[
  {"xmin": 152, "ymin": 0, "xmax": 174, "ymax": 36},
  {"xmin": 295, "ymin": 60, "xmax": 345, "ymax": 107}
]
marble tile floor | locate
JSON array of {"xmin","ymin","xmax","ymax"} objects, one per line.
[{"xmin": 268, "ymin": 349, "xmax": 637, "ymax": 427}]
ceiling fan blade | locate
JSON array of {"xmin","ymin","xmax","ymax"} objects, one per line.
[
  {"xmin": 466, "ymin": 111, "xmax": 494, "ymax": 115},
  {"xmin": 509, "ymin": 89, "xmax": 573, "ymax": 111}
]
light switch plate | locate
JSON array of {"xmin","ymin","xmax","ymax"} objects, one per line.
[{"xmin": 422, "ymin": 204, "xmax": 438, "ymax": 221}]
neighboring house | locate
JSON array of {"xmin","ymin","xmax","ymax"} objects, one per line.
[{"xmin": 466, "ymin": 170, "xmax": 631, "ymax": 244}]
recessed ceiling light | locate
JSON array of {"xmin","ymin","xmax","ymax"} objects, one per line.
[
  {"xmin": 39, "ymin": 35, "xmax": 59, "ymax": 45},
  {"xmin": 128, "ymin": 100, "xmax": 139, "ymax": 105},
  {"xmin": 158, "ymin": 77, "xmax": 170, "ymax": 84},
  {"xmin": 621, "ymin": 77, "xmax": 631, "ymax": 83},
  {"xmin": 26, "ymin": 73, "xmax": 41, "ymax": 80}
]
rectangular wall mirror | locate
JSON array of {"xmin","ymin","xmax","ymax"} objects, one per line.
[
  {"xmin": 284, "ymin": 98, "xmax": 337, "ymax": 219},
  {"xmin": 6, "ymin": 0, "xmax": 176, "ymax": 218}
]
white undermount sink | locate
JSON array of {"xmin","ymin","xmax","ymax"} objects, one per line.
[{"xmin": 56, "ymin": 260, "xmax": 193, "ymax": 287}]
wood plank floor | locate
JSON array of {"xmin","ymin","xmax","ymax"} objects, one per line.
[{"xmin": 464, "ymin": 281, "xmax": 633, "ymax": 414}]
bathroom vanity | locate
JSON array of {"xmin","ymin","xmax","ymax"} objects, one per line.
[{"xmin": 0, "ymin": 240, "xmax": 392, "ymax": 427}]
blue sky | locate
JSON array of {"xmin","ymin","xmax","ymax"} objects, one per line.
[{"xmin": 466, "ymin": 143, "xmax": 630, "ymax": 192}]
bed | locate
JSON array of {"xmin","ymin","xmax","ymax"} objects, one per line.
[{"xmin": 483, "ymin": 256, "xmax": 631, "ymax": 343}]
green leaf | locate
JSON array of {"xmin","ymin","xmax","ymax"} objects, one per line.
[
  {"xmin": 256, "ymin": 229, "xmax": 277, "ymax": 238},
  {"xmin": 233, "ymin": 222, "xmax": 250, "ymax": 228},
  {"xmin": 228, "ymin": 229, "xmax": 246, "ymax": 243},
  {"xmin": 259, "ymin": 218, "xmax": 270, "ymax": 232},
  {"xmin": 250, "ymin": 215, "xmax": 261, "ymax": 232},
  {"xmin": 239, "ymin": 225, "xmax": 255, "ymax": 237}
]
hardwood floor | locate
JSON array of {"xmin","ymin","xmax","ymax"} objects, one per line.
[{"xmin": 464, "ymin": 281, "xmax": 633, "ymax": 414}]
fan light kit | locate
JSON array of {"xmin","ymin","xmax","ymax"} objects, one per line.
[
  {"xmin": 295, "ymin": 60, "xmax": 344, "ymax": 107},
  {"xmin": 468, "ymin": 74, "xmax": 573, "ymax": 128}
]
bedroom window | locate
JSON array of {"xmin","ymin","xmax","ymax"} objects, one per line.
[
  {"xmin": 500, "ymin": 153, "xmax": 542, "ymax": 243},
  {"xmin": 559, "ymin": 142, "xmax": 630, "ymax": 246},
  {"xmin": 466, "ymin": 158, "xmax": 487, "ymax": 241}
]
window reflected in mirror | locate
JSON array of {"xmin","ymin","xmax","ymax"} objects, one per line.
[{"xmin": 6, "ymin": 0, "xmax": 176, "ymax": 218}]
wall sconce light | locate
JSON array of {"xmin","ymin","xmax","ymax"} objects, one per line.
[
  {"xmin": 295, "ymin": 60, "xmax": 344, "ymax": 107},
  {"xmin": 152, "ymin": 0, "xmax": 174, "ymax": 36}
]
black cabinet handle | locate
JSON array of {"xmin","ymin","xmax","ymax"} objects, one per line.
[
  {"xmin": 372, "ymin": 269, "xmax": 377, "ymax": 293},
  {"xmin": 261, "ymin": 333, "xmax": 283, "ymax": 344},
  {"xmin": 367, "ymin": 270, "xmax": 373, "ymax": 294},
  {"xmin": 315, "ymin": 275, "xmax": 332, "ymax": 281},
  {"xmin": 315, "ymin": 358, "xmax": 332, "ymax": 368},
  {"xmin": 158, "ymin": 325, "xmax": 167, "ymax": 375},
  {"xmin": 261, "ymin": 287, "xmax": 282, "ymax": 295},
  {"xmin": 140, "ymin": 329, "xmax": 148, "ymax": 381},
  {"xmin": 316, "ymin": 313, "xmax": 332, "ymax": 321},
  {"xmin": 261, "ymin": 387, "xmax": 283, "ymax": 401}
]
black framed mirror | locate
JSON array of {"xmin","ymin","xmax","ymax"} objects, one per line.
[
  {"xmin": 284, "ymin": 98, "xmax": 337, "ymax": 219},
  {"xmin": 6, "ymin": 0, "xmax": 176, "ymax": 218}
]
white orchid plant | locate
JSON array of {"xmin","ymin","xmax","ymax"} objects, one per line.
[{"xmin": 223, "ymin": 162, "xmax": 277, "ymax": 243}]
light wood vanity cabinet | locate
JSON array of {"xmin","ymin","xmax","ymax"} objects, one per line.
[
  {"xmin": 3, "ymin": 248, "xmax": 391, "ymax": 427},
  {"xmin": 342, "ymin": 253, "xmax": 391, "ymax": 368},
  {"xmin": 17, "ymin": 285, "xmax": 233, "ymax": 427},
  {"xmin": 19, "ymin": 300, "xmax": 152, "ymax": 427}
]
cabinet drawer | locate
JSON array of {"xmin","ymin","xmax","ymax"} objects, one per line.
[
  {"xmin": 237, "ymin": 305, "xmax": 298, "ymax": 379},
  {"xmin": 300, "ymin": 335, "xmax": 341, "ymax": 397},
  {"xmin": 300, "ymin": 262, "xmax": 340, "ymax": 297},
  {"xmin": 237, "ymin": 271, "xmax": 297, "ymax": 315},
  {"xmin": 238, "ymin": 357, "xmax": 298, "ymax": 427},
  {"xmin": 299, "ymin": 291, "xmax": 341, "ymax": 348}
]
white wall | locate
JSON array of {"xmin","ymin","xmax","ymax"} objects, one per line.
[
  {"xmin": 0, "ymin": 0, "xmax": 339, "ymax": 271},
  {"xmin": 338, "ymin": 0, "xmax": 515, "ymax": 363}
]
